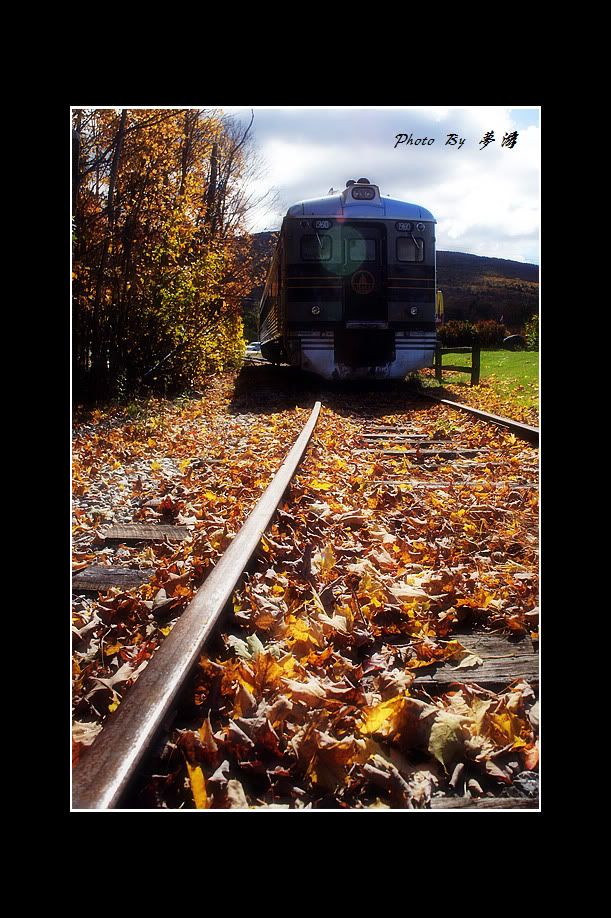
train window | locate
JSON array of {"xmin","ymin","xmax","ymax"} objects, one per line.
[
  {"xmin": 348, "ymin": 238, "xmax": 376, "ymax": 262},
  {"xmin": 301, "ymin": 234, "xmax": 332, "ymax": 260},
  {"xmin": 397, "ymin": 237, "xmax": 424, "ymax": 263}
]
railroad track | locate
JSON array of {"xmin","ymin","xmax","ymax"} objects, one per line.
[
  {"xmin": 72, "ymin": 385, "xmax": 539, "ymax": 810},
  {"xmin": 72, "ymin": 402, "xmax": 322, "ymax": 809}
]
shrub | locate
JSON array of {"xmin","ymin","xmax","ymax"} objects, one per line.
[
  {"xmin": 439, "ymin": 319, "xmax": 508, "ymax": 348},
  {"xmin": 438, "ymin": 320, "xmax": 477, "ymax": 347},
  {"xmin": 524, "ymin": 315, "xmax": 539, "ymax": 351},
  {"xmin": 474, "ymin": 320, "xmax": 507, "ymax": 348}
]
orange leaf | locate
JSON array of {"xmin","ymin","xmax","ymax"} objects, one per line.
[{"xmin": 522, "ymin": 743, "xmax": 539, "ymax": 770}]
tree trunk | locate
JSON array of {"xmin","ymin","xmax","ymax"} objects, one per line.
[
  {"xmin": 90, "ymin": 109, "xmax": 128, "ymax": 398},
  {"xmin": 205, "ymin": 141, "xmax": 219, "ymax": 239}
]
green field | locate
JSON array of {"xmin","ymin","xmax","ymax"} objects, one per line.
[{"xmin": 422, "ymin": 349, "xmax": 539, "ymax": 412}]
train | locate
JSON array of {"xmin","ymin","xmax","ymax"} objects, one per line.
[{"xmin": 258, "ymin": 178, "xmax": 442, "ymax": 380}]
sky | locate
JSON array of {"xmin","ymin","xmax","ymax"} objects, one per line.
[{"xmin": 219, "ymin": 106, "xmax": 540, "ymax": 265}]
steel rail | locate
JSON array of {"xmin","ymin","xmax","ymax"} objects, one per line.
[
  {"xmin": 72, "ymin": 401, "xmax": 322, "ymax": 809},
  {"xmin": 417, "ymin": 390, "xmax": 539, "ymax": 445}
]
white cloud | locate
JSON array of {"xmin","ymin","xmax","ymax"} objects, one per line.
[{"xmin": 224, "ymin": 106, "xmax": 540, "ymax": 263}]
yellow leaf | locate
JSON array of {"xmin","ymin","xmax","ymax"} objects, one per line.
[
  {"xmin": 284, "ymin": 616, "xmax": 321, "ymax": 657},
  {"xmin": 104, "ymin": 643, "xmax": 122, "ymax": 657},
  {"xmin": 310, "ymin": 479, "xmax": 333, "ymax": 491},
  {"xmin": 150, "ymin": 460, "xmax": 161, "ymax": 472},
  {"xmin": 360, "ymin": 695, "xmax": 407, "ymax": 737},
  {"xmin": 186, "ymin": 762, "xmax": 209, "ymax": 809},
  {"xmin": 487, "ymin": 712, "xmax": 528, "ymax": 749},
  {"xmin": 159, "ymin": 625, "xmax": 172, "ymax": 636},
  {"xmin": 312, "ymin": 544, "xmax": 336, "ymax": 579},
  {"xmin": 108, "ymin": 692, "xmax": 120, "ymax": 713}
]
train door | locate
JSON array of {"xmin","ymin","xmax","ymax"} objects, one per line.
[{"xmin": 341, "ymin": 224, "xmax": 387, "ymax": 324}]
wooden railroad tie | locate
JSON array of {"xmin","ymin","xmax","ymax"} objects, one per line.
[
  {"xmin": 101, "ymin": 523, "xmax": 190, "ymax": 542},
  {"xmin": 72, "ymin": 565, "xmax": 152, "ymax": 593},
  {"xmin": 413, "ymin": 631, "xmax": 538, "ymax": 692},
  {"xmin": 356, "ymin": 448, "xmax": 486, "ymax": 459},
  {"xmin": 430, "ymin": 796, "xmax": 537, "ymax": 810},
  {"xmin": 368, "ymin": 480, "xmax": 538, "ymax": 489}
]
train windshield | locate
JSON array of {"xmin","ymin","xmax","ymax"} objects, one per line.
[
  {"xmin": 348, "ymin": 238, "xmax": 376, "ymax": 262},
  {"xmin": 301, "ymin": 234, "xmax": 332, "ymax": 260},
  {"xmin": 397, "ymin": 237, "xmax": 424, "ymax": 262}
]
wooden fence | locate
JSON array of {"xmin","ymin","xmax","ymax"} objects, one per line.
[{"xmin": 434, "ymin": 343, "xmax": 481, "ymax": 386}]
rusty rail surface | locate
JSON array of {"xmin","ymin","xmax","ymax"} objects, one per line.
[{"xmin": 72, "ymin": 401, "xmax": 322, "ymax": 809}]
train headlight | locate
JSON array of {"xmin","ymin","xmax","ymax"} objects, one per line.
[
  {"xmin": 416, "ymin": 222, "xmax": 425, "ymax": 232},
  {"xmin": 311, "ymin": 305, "xmax": 321, "ymax": 316},
  {"xmin": 410, "ymin": 306, "xmax": 419, "ymax": 316},
  {"xmin": 352, "ymin": 186, "xmax": 375, "ymax": 200}
]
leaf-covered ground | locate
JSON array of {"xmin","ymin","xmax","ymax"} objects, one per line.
[
  {"xmin": 419, "ymin": 354, "xmax": 539, "ymax": 427},
  {"xmin": 72, "ymin": 368, "xmax": 539, "ymax": 809},
  {"xmin": 72, "ymin": 376, "xmax": 315, "ymax": 756}
]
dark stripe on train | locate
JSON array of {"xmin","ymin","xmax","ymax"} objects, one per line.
[{"xmin": 287, "ymin": 322, "xmax": 437, "ymax": 332}]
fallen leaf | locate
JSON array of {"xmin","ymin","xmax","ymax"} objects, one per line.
[
  {"xmin": 454, "ymin": 652, "xmax": 484, "ymax": 669},
  {"xmin": 186, "ymin": 762, "xmax": 209, "ymax": 809},
  {"xmin": 428, "ymin": 711, "xmax": 470, "ymax": 770}
]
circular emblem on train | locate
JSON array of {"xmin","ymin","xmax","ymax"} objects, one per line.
[{"xmin": 351, "ymin": 269, "xmax": 375, "ymax": 295}]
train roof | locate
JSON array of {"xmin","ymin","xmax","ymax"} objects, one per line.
[{"xmin": 286, "ymin": 182, "xmax": 436, "ymax": 222}]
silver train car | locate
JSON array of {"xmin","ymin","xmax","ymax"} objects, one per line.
[{"xmin": 258, "ymin": 178, "xmax": 438, "ymax": 380}]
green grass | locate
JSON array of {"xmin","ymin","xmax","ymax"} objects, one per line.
[{"xmin": 422, "ymin": 349, "xmax": 539, "ymax": 411}]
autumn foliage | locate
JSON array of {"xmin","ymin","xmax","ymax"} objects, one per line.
[{"xmin": 72, "ymin": 109, "xmax": 265, "ymax": 401}]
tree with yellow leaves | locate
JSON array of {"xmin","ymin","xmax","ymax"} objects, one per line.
[{"xmin": 72, "ymin": 107, "xmax": 268, "ymax": 400}]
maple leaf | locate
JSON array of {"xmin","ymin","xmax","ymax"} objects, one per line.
[
  {"xmin": 485, "ymin": 711, "xmax": 529, "ymax": 749},
  {"xmin": 283, "ymin": 675, "xmax": 328, "ymax": 704},
  {"xmin": 283, "ymin": 616, "xmax": 322, "ymax": 657},
  {"xmin": 307, "ymin": 732, "xmax": 366, "ymax": 791},
  {"xmin": 360, "ymin": 695, "xmax": 437, "ymax": 750},
  {"xmin": 428, "ymin": 711, "xmax": 471, "ymax": 770},
  {"xmin": 360, "ymin": 695, "xmax": 408, "ymax": 736},
  {"xmin": 227, "ymin": 635, "xmax": 253, "ymax": 660},
  {"xmin": 87, "ymin": 659, "xmax": 148, "ymax": 696}
]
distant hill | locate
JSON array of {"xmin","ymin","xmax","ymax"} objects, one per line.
[
  {"xmin": 435, "ymin": 250, "xmax": 538, "ymax": 328},
  {"xmin": 243, "ymin": 232, "xmax": 539, "ymax": 333}
]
